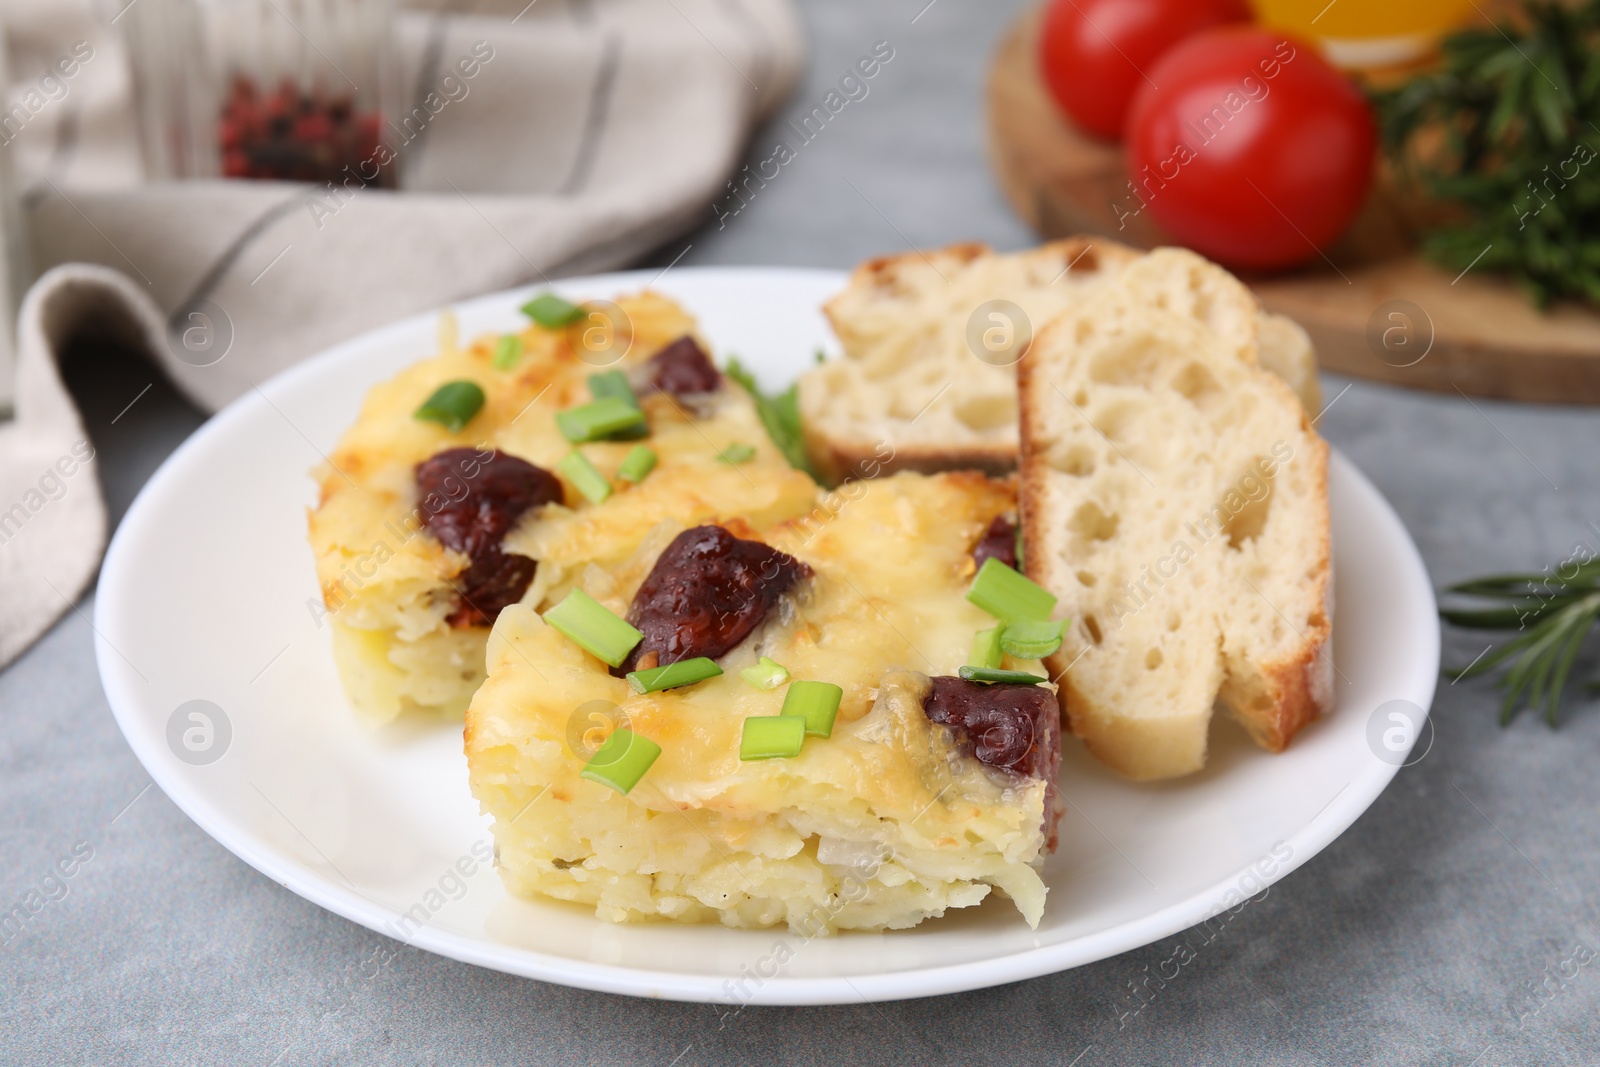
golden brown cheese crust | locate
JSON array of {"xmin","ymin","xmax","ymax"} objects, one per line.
[
  {"xmin": 307, "ymin": 292, "xmax": 820, "ymax": 722},
  {"xmin": 465, "ymin": 471, "xmax": 1059, "ymax": 931}
]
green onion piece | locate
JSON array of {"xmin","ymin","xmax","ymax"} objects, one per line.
[
  {"xmin": 542, "ymin": 589, "xmax": 642, "ymax": 668},
  {"xmin": 492, "ymin": 334, "xmax": 524, "ymax": 370},
  {"xmin": 558, "ymin": 450, "xmax": 611, "ymax": 504},
  {"xmin": 718, "ymin": 443, "xmax": 756, "ymax": 464},
  {"xmin": 739, "ymin": 656, "xmax": 790, "ymax": 690},
  {"xmin": 616, "ymin": 445, "xmax": 657, "ymax": 484},
  {"xmin": 969, "ymin": 626, "xmax": 1005, "ymax": 670},
  {"xmin": 521, "ymin": 292, "xmax": 585, "ymax": 329},
  {"xmin": 782, "ymin": 679, "xmax": 843, "ymax": 738},
  {"xmin": 627, "ymin": 656, "xmax": 723, "ymax": 694},
  {"xmin": 739, "ymin": 715, "xmax": 807, "ymax": 760},
  {"xmin": 413, "ymin": 380, "xmax": 485, "ymax": 433},
  {"xmin": 588, "ymin": 371, "xmax": 648, "ymax": 440},
  {"xmin": 958, "ymin": 666, "xmax": 1048, "ymax": 685},
  {"xmin": 579, "ymin": 728, "xmax": 661, "ymax": 794},
  {"xmin": 1000, "ymin": 618, "xmax": 1064, "ymax": 658},
  {"xmin": 966, "ymin": 557, "xmax": 1057, "ymax": 622},
  {"xmin": 556, "ymin": 396, "xmax": 648, "ymax": 443},
  {"xmin": 588, "ymin": 370, "xmax": 639, "ymax": 407}
]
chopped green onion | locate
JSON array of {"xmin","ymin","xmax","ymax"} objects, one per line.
[
  {"xmin": 718, "ymin": 443, "xmax": 756, "ymax": 464},
  {"xmin": 617, "ymin": 445, "xmax": 657, "ymax": 484},
  {"xmin": 522, "ymin": 292, "xmax": 585, "ymax": 329},
  {"xmin": 580, "ymin": 728, "xmax": 661, "ymax": 794},
  {"xmin": 556, "ymin": 396, "xmax": 648, "ymax": 443},
  {"xmin": 588, "ymin": 370, "xmax": 639, "ymax": 407},
  {"xmin": 739, "ymin": 715, "xmax": 806, "ymax": 760},
  {"xmin": 492, "ymin": 334, "xmax": 524, "ymax": 370},
  {"xmin": 413, "ymin": 380, "xmax": 485, "ymax": 433},
  {"xmin": 958, "ymin": 666, "xmax": 1048, "ymax": 685},
  {"xmin": 969, "ymin": 626, "xmax": 1005, "ymax": 671},
  {"xmin": 588, "ymin": 371, "xmax": 647, "ymax": 440},
  {"xmin": 1000, "ymin": 618, "xmax": 1064, "ymax": 658},
  {"xmin": 739, "ymin": 656, "xmax": 790, "ymax": 690},
  {"xmin": 558, "ymin": 450, "xmax": 611, "ymax": 504},
  {"xmin": 782, "ymin": 680, "xmax": 843, "ymax": 738},
  {"xmin": 627, "ymin": 656, "xmax": 723, "ymax": 694},
  {"xmin": 542, "ymin": 589, "xmax": 642, "ymax": 668},
  {"xmin": 966, "ymin": 557, "xmax": 1057, "ymax": 622}
]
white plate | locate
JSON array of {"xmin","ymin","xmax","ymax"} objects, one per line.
[{"xmin": 96, "ymin": 267, "xmax": 1439, "ymax": 1005}]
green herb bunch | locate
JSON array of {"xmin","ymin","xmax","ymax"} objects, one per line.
[
  {"xmin": 1372, "ymin": 0, "xmax": 1600, "ymax": 306},
  {"xmin": 1440, "ymin": 556, "xmax": 1600, "ymax": 725}
]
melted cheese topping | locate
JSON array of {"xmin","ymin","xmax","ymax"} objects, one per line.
[
  {"xmin": 466, "ymin": 472, "xmax": 1053, "ymax": 929},
  {"xmin": 306, "ymin": 292, "xmax": 818, "ymax": 719}
]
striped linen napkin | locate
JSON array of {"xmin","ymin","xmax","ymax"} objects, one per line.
[{"xmin": 0, "ymin": 0, "xmax": 803, "ymax": 667}]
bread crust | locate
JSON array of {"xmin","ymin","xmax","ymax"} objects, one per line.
[
  {"xmin": 807, "ymin": 238, "xmax": 1321, "ymax": 488},
  {"xmin": 1017, "ymin": 274, "xmax": 1333, "ymax": 780},
  {"xmin": 1225, "ymin": 426, "xmax": 1334, "ymax": 753},
  {"xmin": 820, "ymin": 237, "xmax": 1126, "ymax": 339},
  {"xmin": 804, "ymin": 422, "xmax": 1019, "ymax": 485},
  {"xmin": 811, "ymin": 237, "xmax": 1141, "ymax": 486}
]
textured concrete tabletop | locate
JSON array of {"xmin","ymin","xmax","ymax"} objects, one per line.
[{"xmin": 7, "ymin": 1, "xmax": 1600, "ymax": 1063}]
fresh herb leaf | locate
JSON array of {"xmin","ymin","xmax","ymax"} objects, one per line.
[
  {"xmin": 627, "ymin": 657, "xmax": 723, "ymax": 694},
  {"xmin": 492, "ymin": 335, "xmax": 524, "ymax": 370},
  {"xmin": 1440, "ymin": 557, "xmax": 1600, "ymax": 724},
  {"xmin": 1372, "ymin": 0, "xmax": 1600, "ymax": 307},
  {"xmin": 557, "ymin": 449, "xmax": 612, "ymax": 504},
  {"xmin": 957, "ymin": 666, "xmax": 1048, "ymax": 686},
  {"xmin": 616, "ymin": 445, "xmax": 657, "ymax": 484},
  {"xmin": 556, "ymin": 397, "xmax": 647, "ymax": 443},
  {"xmin": 739, "ymin": 656, "xmax": 790, "ymax": 690},
  {"xmin": 586, "ymin": 371, "xmax": 648, "ymax": 440},
  {"xmin": 580, "ymin": 729, "xmax": 661, "ymax": 794},
  {"xmin": 413, "ymin": 380, "xmax": 485, "ymax": 433},
  {"xmin": 725, "ymin": 357, "xmax": 819, "ymax": 483},
  {"xmin": 521, "ymin": 293, "xmax": 586, "ymax": 329}
]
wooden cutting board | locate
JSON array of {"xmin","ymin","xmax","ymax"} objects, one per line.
[{"xmin": 987, "ymin": 8, "xmax": 1600, "ymax": 405}]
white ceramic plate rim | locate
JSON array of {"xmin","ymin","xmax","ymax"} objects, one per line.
[{"xmin": 96, "ymin": 266, "xmax": 1439, "ymax": 1004}]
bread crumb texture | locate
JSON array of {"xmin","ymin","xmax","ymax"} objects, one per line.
[
  {"xmin": 799, "ymin": 238, "xmax": 1321, "ymax": 486},
  {"xmin": 1019, "ymin": 249, "xmax": 1332, "ymax": 781}
]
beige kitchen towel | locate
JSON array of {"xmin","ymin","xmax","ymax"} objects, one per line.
[{"xmin": 0, "ymin": 0, "xmax": 803, "ymax": 667}]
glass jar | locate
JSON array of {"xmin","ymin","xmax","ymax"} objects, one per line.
[
  {"xmin": 121, "ymin": 0, "xmax": 397, "ymax": 186},
  {"xmin": 1251, "ymin": 0, "xmax": 1477, "ymax": 68}
]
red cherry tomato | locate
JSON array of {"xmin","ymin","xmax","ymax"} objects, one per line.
[
  {"xmin": 1123, "ymin": 28, "xmax": 1377, "ymax": 270},
  {"xmin": 1037, "ymin": 0, "xmax": 1251, "ymax": 141}
]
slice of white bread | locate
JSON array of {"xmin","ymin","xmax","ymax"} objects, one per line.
[
  {"xmin": 802, "ymin": 238, "xmax": 1131, "ymax": 483},
  {"xmin": 799, "ymin": 238, "xmax": 1321, "ymax": 486},
  {"xmin": 1017, "ymin": 250, "xmax": 1333, "ymax": 781},
  {"xmin": 1255, "ymin": 310, "xmax": 1320, "ymax": 416}
]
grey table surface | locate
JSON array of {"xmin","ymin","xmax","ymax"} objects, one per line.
[{"xmin": 8, "ymin": 1, "xmax": 1600, "ymax": 1064}]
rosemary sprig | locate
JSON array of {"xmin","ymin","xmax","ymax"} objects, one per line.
[
  {"xmin": 1439, "ymin": 558, "xmax": 1600, "ymax": 725},
  {"xmin": 1371, "ymin": 0, "xmax": 1600, "ymax": 307}
]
